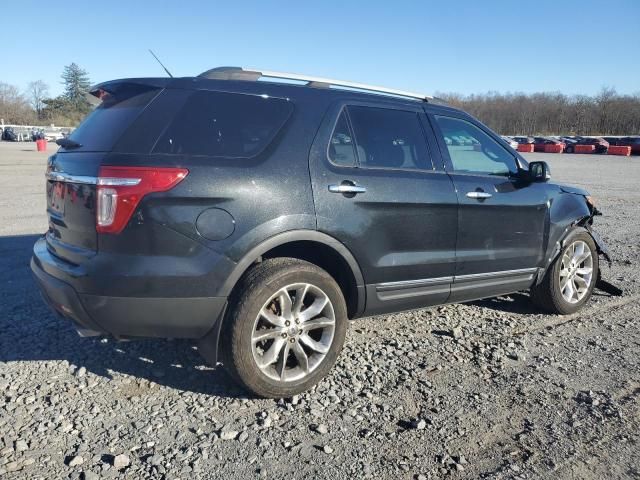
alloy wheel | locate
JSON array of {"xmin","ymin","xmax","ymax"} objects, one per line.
[
  {"xmin": 559, "ymin": 240, "xmax": 594, "ymax": 304},
  {"xmin": 251, "ymin": 283, "xmax": 336, "ymax": 382}
]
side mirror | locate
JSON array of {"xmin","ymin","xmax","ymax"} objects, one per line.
[{"xmin": 528, "ymin": 161, "xmax": 551, "ymax": 182}]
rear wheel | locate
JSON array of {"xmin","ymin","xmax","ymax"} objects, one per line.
[
  {"xmin": 221, "ymin": 258, "xmax": 347, "ymax": 398},
  {"xmin": 530, "ymin": 228, "xmax": 598, "ymax": 314}
]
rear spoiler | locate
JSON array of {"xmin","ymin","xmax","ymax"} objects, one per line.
[{"xmin": 86, "ymin": 78, "xmax": 174, "ymax": 104}]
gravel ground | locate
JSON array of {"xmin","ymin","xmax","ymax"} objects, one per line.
[{"xmin": 0, "ymin": 141, "xmax": 638, "ymax": 479}]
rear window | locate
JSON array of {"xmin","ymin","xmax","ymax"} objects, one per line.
[
  {"xmin": 152, "ymin": 90, "xmax": 293, "ymax": 157},
  {"xmin": 67, "ymin": 85, "xmax": 160, "ymax": 151}
]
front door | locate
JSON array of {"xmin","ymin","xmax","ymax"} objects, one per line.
[
  {"xmin": 309, "ymin": 102, "xmax": 458, "ymax": 315},
  {"xmin": 428, "ymin": 112, "xmax": 550, "ymax": 302}
]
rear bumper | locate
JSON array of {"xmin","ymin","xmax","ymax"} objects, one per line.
[
  {"xmin": 31, "ymin": 237, "xmax": 226, "ymax": 339},
  {"xmin": 31, "ymin": 255, "xmax": 104, "ymax": 335}
]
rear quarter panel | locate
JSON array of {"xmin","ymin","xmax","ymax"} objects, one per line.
[{"xmin": 98, "ymin": 86, "xmax": 329, "ymax": 297}]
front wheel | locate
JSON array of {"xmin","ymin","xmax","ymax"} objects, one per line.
[
  {"xmin": 530, "ymin": 228, "xmax": 599, "ymax": 314},
  {"xmin": 221, "ymin": 258, "xmax": 348, "ymax": 398}
]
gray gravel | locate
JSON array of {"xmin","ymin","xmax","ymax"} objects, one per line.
[{"xmin": 1, "ymin": 142, "xmax": 639, "ymax": 479}]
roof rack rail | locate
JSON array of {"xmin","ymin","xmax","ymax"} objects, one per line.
[{"xmin": 197, "ymin": 67, "xmax": 434, "ymax": 102}]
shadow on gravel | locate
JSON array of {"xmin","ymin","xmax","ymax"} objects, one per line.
[
  {"xmin": 470, "ymin": 292, "xmax": 539, "ymax": 315},
  {"xmin": 471, "ymin": 288, "xmax": 617, "ymax": 314},
  {"xmin": 0, "ymin": 234, "xmax": 247, "ymax": 399}
]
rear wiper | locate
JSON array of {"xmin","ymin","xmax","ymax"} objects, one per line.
[{"xmin": 56, "ymin": 137, "xmax": 82, "ymax": 149}]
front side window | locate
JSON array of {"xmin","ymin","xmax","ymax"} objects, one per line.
[
  {"xmin": 153, "ymin": 90, "xmax": 293, "ymax": 157},
  {"xmin": 434, "ymin": 115, "xmax": 517, "ymax": 176},
  {"xmin": 347, "ymin": 106, "xmax": 432, "ymax": 170}
]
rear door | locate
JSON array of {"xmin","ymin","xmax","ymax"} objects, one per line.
[
  {"xmin": 427, "ymin": 110, "xmax": 550, "ymax": 302},
  {"xmin": 309, "ymin": 101, "xmax": 458, "ymax": 315},
  {"xmin": 45, "ymin": 83, "xmax": 162, "ymax": 264}
]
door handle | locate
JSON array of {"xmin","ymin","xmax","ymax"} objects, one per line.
[
  {"xmin": 466, "ymin": 191, "xmax": 492, "ymax": 199},
  {"xmin": 328, "ymin": 183, "xmax": 367, "ymax": 194}
]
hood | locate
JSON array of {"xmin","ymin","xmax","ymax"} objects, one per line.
[{"xmin": 559, "ymin": 184, "xmax": 590, "ymax": 196}]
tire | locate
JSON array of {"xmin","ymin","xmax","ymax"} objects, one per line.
[
  {"xmin": 566, "ymin": 146, "xmax": 573, "ymax": 154},
  {"xmin": 530, "ymin": 228, "xmax": 599, "ymax": 315},
  {"xmin": 221, "ymin": 258, "xmax": 348, "ymax": 398}
]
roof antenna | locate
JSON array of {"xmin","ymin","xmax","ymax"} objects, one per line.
[{"xmin": 148, "ymin": 49, "xmax": 173, "ymax": 78}]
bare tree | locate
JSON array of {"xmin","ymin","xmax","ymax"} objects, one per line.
[
  {"xmin": 0, "ymin": 82, "xmax": 35, "ymax": 124},
  {"xmin": 27, "ymin": 80, "xmax": 49, "ymax": 118},
  {"xmin": 439, "ymin": 90, "xmax": 640, "ymax": 135}
]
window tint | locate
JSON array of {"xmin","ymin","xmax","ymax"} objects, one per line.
[
  {"xmin": 434, "ymin": 116, "xmax": 517, "ymax": 176},
  {"xmin": 154, "ymin": 91, "xmax": 292, "ymax": 157},
  {"xmin": 328, "ymin": 110, "xmax": 357, "ymax": 167},
  {"xmin": 67, "ymin": 85, "xmax": 160, "ymax": 151},
  {"xmin": 348, "ymin": 106, "xmax": 431, "ymax": 170}
]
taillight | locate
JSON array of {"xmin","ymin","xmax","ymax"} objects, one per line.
[{"xmin": 96, "ymin": 166, "xmax": 188, "ymax": 234}]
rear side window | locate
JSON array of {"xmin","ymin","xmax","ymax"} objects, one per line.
[
  {"xmin": 347, "ymin": 106, "xmax": 432, "ymax": 170},
  {"xmin": 328, "ymin": 110, "xmax": 357, "ymax": 167},
  {"xmin": 67, "ymin": 85, "xmax": 160, "ymax": 151},
  {"xmin": 153, "ymin": 91, "xmax": 293, "ymax": 157}
]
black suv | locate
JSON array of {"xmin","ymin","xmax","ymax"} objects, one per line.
[{"xmin": 32, "ymin": 67, "xmax": 611, "ymax": 398}]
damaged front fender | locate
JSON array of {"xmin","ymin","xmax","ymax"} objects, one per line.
[
  {"xmin": 584, "ymin": 223, "xmax": 612, "ymax": 265},
  {"xmin": 534, "ymin": 185, "xmax": 622, "ymax": 296},
  {"xmin": 537, "ymin": 191, "xmax": 613, "ymax": 283},
  {"xmin": 584, "ymin": 223, "xmax": 623, "ymax": 296}
]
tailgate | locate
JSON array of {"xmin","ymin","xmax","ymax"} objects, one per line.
[
  {"xmin": 44, "ymin": 81, "xmax": 165, "ymax": 264},
  {"xmin": 46, "ymin": 152, "xmax": 102, "ymax": 263}
]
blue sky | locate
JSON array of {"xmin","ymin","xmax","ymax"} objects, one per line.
[{"xmin": 4, "ymin": 0, "xmax": 639, "ymax": 98}]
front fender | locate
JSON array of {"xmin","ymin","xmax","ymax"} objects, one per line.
[{"xmin": 537, "ymin": 192, "xmax": 593, "ymax": 283}]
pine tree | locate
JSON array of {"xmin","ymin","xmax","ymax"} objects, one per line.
[{"xmin": 61, "ymin": 63, "xmax": 91, "ymax": 110}]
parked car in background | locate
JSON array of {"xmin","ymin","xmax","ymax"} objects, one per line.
[
  {"xmin": 572, "ymin": 137, "xmax": 609, "ymax": 154},
  {"xmin": 31, "ymin": 128, "xmax": 46, "ymax": 141},
  {"xmin": 44, "ymin": 130, "xmax": 66, "ymax": 142},
  {"xmin": 512, "ymin": 136, "xmax": 534, "ymax": 145},
  {"xmin": 501, "ymin": 135, "xmax": 518, "ymax": 149},
  {"xmin": 618, "ymin": 136, "xmax": 640, "ymax": 154},
  {"xmin": 1, "ymin": 126, "xmax": 18, "ymax": 141},
  {"xmin": 451, "ymin": 134, "xmax": 476, "ymax": 146},
  {"xmin": 533, "ymin": 137, "xmax": 565, "ymax": 152},
  {"xmin": 561, "ymin": 137, "xmax": 579, "ymax": 153},
  {"xmin": 602, "ymin": 136, "xmax": 622, "ymax": 146}
]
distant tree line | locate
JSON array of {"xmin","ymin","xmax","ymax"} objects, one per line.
[
  {"xmin": 438, "ymin": 88, "xmax": 640, "ymax": 136},
  {"xmin": 2, "ymin": 65, "xmax": 639, "ymax": 136},
  {"xmin": 0, "ymin": 63, "xmax": 92, "ymax": 126}
]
